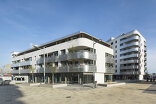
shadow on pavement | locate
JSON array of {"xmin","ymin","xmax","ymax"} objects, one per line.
[
  {"xmin": 0, "ymin": 84, "xmax": 24, "ymax": 104},
  {"xmin": 142, "ymin": 84, "xmax": 156, "ymax": 94}
]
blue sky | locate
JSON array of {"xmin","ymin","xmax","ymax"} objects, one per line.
[{"xmin": 0, "ymin": 0, "xmax": 155, "ymax": 73}]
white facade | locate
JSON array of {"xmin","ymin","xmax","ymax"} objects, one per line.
[
  {"xmin": 107, "ymin": 30, "xmax": 147, "ymax": 80},
  {"xmin": 11, "ymin": 32, "xmax": 114, "ymax": 84}
]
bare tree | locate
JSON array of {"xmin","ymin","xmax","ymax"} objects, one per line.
[
  {"xmin": 28, "ymin": 66, "xmax": 36, "ymax": 83},
  {"xmin": 47, "ymin": 62, "xmax": 57, "ymax": 85}
]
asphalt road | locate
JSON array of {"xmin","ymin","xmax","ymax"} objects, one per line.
[{"xmin": 0, "ymin": 85, "xmax": 24, "ymax": 104}]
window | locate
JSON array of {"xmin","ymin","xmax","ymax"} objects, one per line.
[
  {"xmin": 115, "ymin": 65, "xmax": 117, "ymax": 68},
  {"xmin": 115, "ymin": 55, "xmax": 117, "ymax": 58},
  {"xmin": 115, "ymin": 50, "xmax": 117, "ymax": 53},
  {"xmin": 120, "ymin": 43, "xmax": 123, "ymax": 46},
  {"xmin": 115, "ymin": 60, "xmax": 117, "ymax": 63},
  {"xmin": 111, "ymin": 42, "xmax": 113, "ymax": 45},
  {"xmin": 115, "ymin": 41, "xmax": 117, "ymax": 43},
  {"xmin": 61, "ymin": 49, "xmax": 66, "ymax": 55},
  {"xmin": 29, "ymin": 57, "xmax": 32, "ymax": 61},
  {"xmin": 52, "ymin": 51, "xmax": 58, "ymax": 56},
  {"xmin": 55, "ymin": 62, "xmax": 58, "ymax": 67},
  {"xmin": 115, "ymin": 45, "xmax": 117, "ymax": 48}
]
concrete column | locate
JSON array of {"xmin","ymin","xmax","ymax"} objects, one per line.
[
  {"xmin": 65, "ymin": 76, "xmax": 67, "ymax": 84},
  {"xmin": 79, "ymin": 77, "xmax": 82, "ymax": 84},
  {"xmin": 48, "ymin": 76, "xmax": 50, "ymax": 84},
  {"xmin": 78, "ymin": 74, "xmax": 80, "ymax": 84},
  {"xmin": 59, "ymin": 76, "xmax": 61, "ymax": 83},
  {"xmin": 35, "ymin": 77, "xmax": 38, "ymax": 83},
  {"xmin": 110, "ymin": 75, "xmax": 113, "ymax": 82}
]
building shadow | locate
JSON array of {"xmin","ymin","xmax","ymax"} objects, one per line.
[
  {"xmin": 141, "ymin": 84, "xmax": 156, "ymax": 94},
  {"xmin": 134, "ymin": 81, "xmax": 156, "ymax": 94},
  {"xmin": 0, "ymin": 84, "xmax": 24, "ymax": 104}
]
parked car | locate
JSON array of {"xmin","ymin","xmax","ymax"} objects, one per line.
[
  {"xmin": 3, "ymin": 80, "xmax": 11, "ymax": 85},
  {"xmin": 0, "ymin": 78, "xmax": 3, "ymax": 85}
]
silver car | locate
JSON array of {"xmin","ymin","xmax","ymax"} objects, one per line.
[{"xmin": 0, "ymin": 78, "xmax": 3, "ymax": 85}]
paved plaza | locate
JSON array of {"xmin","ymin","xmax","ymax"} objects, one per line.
[{"xmin": 0, "ymin": 82, "xmax": 156, "ymax": 104}]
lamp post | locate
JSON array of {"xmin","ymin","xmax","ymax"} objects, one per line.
[
  {"xmin": 93, "ymin": 42, "xmax": 96, "ymax": 87},
  {"xmin": 32, "ymin": 45, "xmax": 46, "ymax": 84}
]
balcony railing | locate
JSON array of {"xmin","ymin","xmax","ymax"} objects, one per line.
[
  {"xmin": 120, "ymin": 65, "xmax": 138, "ymax": 69},
  {"xmin": 105, "ymin": 57, "xmax": 114, "ymax": 63},
  {"xmin": 120, "ymin": 42, "xmax": 139, "ymax": 49},
  {"xmin": 120, "ymin": 71, "xmax": 138, "ymax": 75},
  {"xmin": 37, "ymin": 51, "xmax": 96, "ymax": 64},
  {"xmin": 20, "ymin": 61, "xmax": 31, "ymax": 66},
  {"xmin": 11, "ymin": 63, "xmax": 20, "ymax": 68},
  {"xmin": 12, "ymin": 64, "xmax": 96, "ymax": 74},
  {"xmin": 120, "ymin": 47, "xmax": 139, "ymax": 54},
  {"xmin": 120, "ymin": 36, "xmax": 140, "ymax": 43},
  {"xmin": 11, "ymin": 61, "xmax": 32, "ymax": 67},
  {"xmin": 37, "ymin": 56, "xmax": 58, "ymax": 64},
  {"xmin": 120, "ymin": 53, "xmax": 138, "ymax": 59},
  {"xmin": 105, "ymin": 67, "xmax": 115, "ymax": 73},
  {"xmin": 67, "ymin": 51, "xmax": 96, "ymax": 61},
  {"xmin": 144, "ymin": 62, "xmax": 147, "ymax": 66},
  {"xmin": 120, "ymin": 60, "xmax": 138, "ymax": 64},
  {"xmin": 11, "ymin": 69, "xmax": 30, "ymax": 74},
  {"xmin": 58, "ymin": 64, "xmax": 96, "ymax": 72}
]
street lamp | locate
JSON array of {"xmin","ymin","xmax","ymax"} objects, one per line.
[
  {"xmin": 32, "ymin": 45, "xmax": 46, "ymax": 84},
  {"xmin": 93, "ymin": 41, "xmax": 96, "ymax": 88}
]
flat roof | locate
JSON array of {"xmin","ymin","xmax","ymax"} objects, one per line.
[{"xmin": 16, "ymin": 31, "xmax": 111, "ymax": 56}]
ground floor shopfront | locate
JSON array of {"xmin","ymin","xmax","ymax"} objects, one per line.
[
  {"xmin": 13, "ymin": 72, "xmax": 114, "ymax": 84},
  {"xmin": 113, "ymin": 74, "xmax": 141, "ymax": 80}
]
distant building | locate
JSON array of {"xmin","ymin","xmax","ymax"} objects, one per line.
[
  {"xmin": 11, "ymin": 32, "xmax": 114, "ymax": 84},
  {"xmin": 107, "ymin": 30, "xmax": 147, "ymax": 80}
]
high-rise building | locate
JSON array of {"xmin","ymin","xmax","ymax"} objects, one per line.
[{"xmin": 107, "ymin": 30, "xmax": 147, "ymax": 80}]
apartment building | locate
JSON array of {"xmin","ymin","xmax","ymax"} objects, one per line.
[
  {"xmin": 107, "ymin": 30, "xmax": 147, "ymax": 80},
  {"xmin": 11, "ymin": 32, "xmax": 114, "ymax": 84}
]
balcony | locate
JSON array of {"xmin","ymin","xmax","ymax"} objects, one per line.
[
  {"xmin": 11, "ymin": 69, "xmax": 30, "ymax": 74},
  {"xmin": 120, "ymin": 47, "xmax": 139, "ymax": 54},
  {"xmin": 20, "ymin": 61, "xmax": 32, "ymax": 66},
  {"xmin": 67, "ymin": 51, "xmax": 96, "ymax": 60},
  {"xmin": 144, "ymin": 62, "xmax": 147, "ymax": 66},
  {"xmin": 59, "ymin": 50, "xmax": 96, "ymax": 61},
  {"xmin": 145, "ymin": 67, "xmax": 147, "ymax": 70},
  {"xmin": 105, "ymin": 67, "xmax": 115, "ymax": 73},
  {"xmin": 11, "ymin": 63, "xmax": 20, "ymax": 68},
  {"xmin": 58, "ymin": 64, "xmax": 96, "ymax": 72},
  {"xmin": 120, "ymin": 65, "xmax": 138, "ymax": 69},
  {"xmin": 59, "ymin": 54, "xmax": 67, "ymax": 61},
  {"xmin": 105, "ymin": 57, "xmax": 114, "ymax": 63},
  {"xmin": 36, "ymin": 68, "xmax": 52, "ymax": 73},
  {"xmin": 11, "ymin": 61, "xmax": 32, "ymax": 67},
  {"xmin": 120, "ymin": 53, "xmax": 138, "ymax": 59},
  {"xmin": 120, "ymin": 60, "xmax": 138, "ymax": 64},
  {"xmin": 120, "ymin": 71, "xmax": 138, "ymax": 75},
  {"xmin": 144, "ymin": 47, "xmax": 147, "ymax": 52},
  {"xmin": 145, "ymin": 57, "xmax": 147, "ymax": 61},
  {"xmin": 37, "ymin": 56, "xmax": 58, "ymax": 64},
  {"xmin": 120, "ymin": 42, "xmax": 139, "ymax": 49},
  {"xmin": 120, "ymin": 36, "xmax": 140, "ymax": 43},
  {"xmin": 144, "ymin": 53, "xmax": 147, "ymax": 56}
]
